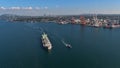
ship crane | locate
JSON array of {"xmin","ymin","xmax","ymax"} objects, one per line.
[{"xmin": 93, "ymin": 14, "xmax": 100, "ymax": 27}]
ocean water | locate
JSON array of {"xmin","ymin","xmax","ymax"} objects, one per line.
[{"xmin": 0, "ymin": 21, "xmax": 120, "ymax": 68}]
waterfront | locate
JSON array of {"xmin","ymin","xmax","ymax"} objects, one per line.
[
  {"xmin": 0, "ymin": 21, "xmax": 120, "ymax": 68},
  {"xmin": 3, "ymin": 14, "xmax": 120, "ymax": 29}
]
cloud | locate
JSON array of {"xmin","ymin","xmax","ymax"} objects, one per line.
[
  {"xmin": 27, "ymin": 7, "xmax": 33, "ymax": 10},
  {"xmin": 21, "ymin": 7, "xmax": 33, "ymax": 10},
  {"xmin": 44, "ymin": 7, "xmax": 48, "ymax": 9},
  {"xmin": 35, "ymin": 7, "xmax": 40, "ymax": 10},
  {"xmin": 0, "ymin": 6, "xmax": 41, "ymax": 10},
  {"xmin": 10, "ymin": 7, "xmax": 21, "ymax": 10},
  {"xmin": 55, "ymin": 5, "xmax": 59, "ymax": 8},
  {"xmin": 0, "ymin": 7, "xmax": 6, "ymax": 10}
]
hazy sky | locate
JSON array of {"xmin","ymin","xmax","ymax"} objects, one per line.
[{"xmin": 0, "ymin": 0, "xmax": 120, "ymax": 16}]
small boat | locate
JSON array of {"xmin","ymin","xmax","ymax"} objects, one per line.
[
  {"xmin": 62, "ymin": 40, "xmax": 72, "ymax": 48},
  {"xmin": 65, "ymin": 44, "xmax": 72, "ymax": 48}
]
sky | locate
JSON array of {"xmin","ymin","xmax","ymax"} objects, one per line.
[{"xmin": 0, "ymin": 0, "xmax": 120, "ymax": 16}]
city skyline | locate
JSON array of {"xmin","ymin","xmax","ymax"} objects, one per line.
[{"xmin": 0, "ymin": 0, "xmax": 120, "ymax": 16}]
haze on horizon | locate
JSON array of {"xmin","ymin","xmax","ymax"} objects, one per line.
[{"xmin": 0, "ymin": 0, "xmax": 120, "ymax": 16}]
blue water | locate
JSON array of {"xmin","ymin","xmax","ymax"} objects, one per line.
[{"xmin": 0, "ymin": 21, "xmax": 120, "ymax": 68}]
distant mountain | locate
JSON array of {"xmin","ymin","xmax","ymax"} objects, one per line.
[
  {"xmin": 1, "ymin": 14, "xmax": 19, "ymax": 16},
  {"xmin": 0, "ymin": 14, "xmax": 20, "ymax": 21}
]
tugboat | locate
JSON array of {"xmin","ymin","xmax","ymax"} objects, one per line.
[
  {"xmin": 62, "ymin": 40, "xmax": 72, "ymax": 48},
  {"xmin": 41, "ymin": 33, "xmax": 52, "ymax": 50},
  {"xmin": 65, "ymin": 44, "xmax": 72, "ymax": 48}
]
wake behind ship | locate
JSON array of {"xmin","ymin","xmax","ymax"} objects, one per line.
[{"xmin": 41, "ymin": 33, "xmax": 52, "ymax": 50}]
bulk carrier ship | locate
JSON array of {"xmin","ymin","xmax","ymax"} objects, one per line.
[{"xmin": 41, "ymin": 33, "xmax": 52, "ymax": 50}]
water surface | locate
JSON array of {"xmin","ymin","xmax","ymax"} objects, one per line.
[{"xmin": 0, "ymin": 21, "xmax": 120, "ymax": 68}]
